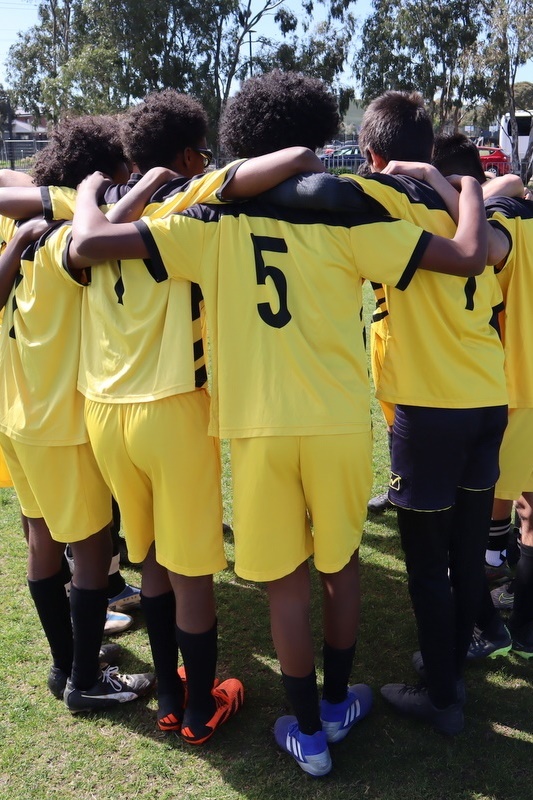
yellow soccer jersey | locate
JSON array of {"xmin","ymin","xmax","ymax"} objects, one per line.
[
  {"xmin": 341, "ymin": 173, "xmax": 507, "ymax": 409},
  {"xmin": 42, "ymin": 162, "xmax": 243, "ymax": 221},
  {"xmin": 0, "ymin": 224, "xmax": 87, "ymax": 445},
  {"xmin": 58, "ymin": 164, "xmax": 242, "ymax": 403},
  {"xmin": 486, "ymin": 196, "xmax": 533, "ymax": 408},
  {"xmin": 135, "ymin": 200, "xmax": 432, "ymax": 438},
  {"xmin": 0, "ymin": 214, "xmax": 17, "ymax": 247}
]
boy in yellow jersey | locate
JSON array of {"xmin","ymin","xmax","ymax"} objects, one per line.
[
  {"xmin": 0, "ymin": 116, "xmax": 156, "ymax": 710},
  {"xmin": 480, "ymin": 193, "xmax": 533, "ymax": 658},
  {"xmin": 3, "ymin": 90, "xmax": 324, "ymax": 739},
  {"xmin": 69, "ymin": 72, "xmax": 489, "ymax": 773},
  {"xmin": 256, "ymin": 92, "xmax": 510, "ymax": 735},
  {"xmin": 429, "ymin": 133, "xmax": 529, "ymax": 660},
  {"xmin": 346, "ymin": 93, "xmax": 508, "ymax": 733}
]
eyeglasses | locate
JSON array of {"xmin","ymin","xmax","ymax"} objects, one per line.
[{"xmin": 191, "ymin": 147, "xmax": 213, "ymax": 169}]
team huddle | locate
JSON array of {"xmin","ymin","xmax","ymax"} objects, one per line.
[{"xmin": 0, "ymin": 70, "xmax": 532, "ymax": 778}]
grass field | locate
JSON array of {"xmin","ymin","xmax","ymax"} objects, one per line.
[{"xmin": 0, "ymin": 293, "xmax": 532, "ymax": 799}]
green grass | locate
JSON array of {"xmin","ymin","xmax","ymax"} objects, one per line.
[{"xmin": 0, "ymin": 287, "xmax": 532, "ymax": 799}]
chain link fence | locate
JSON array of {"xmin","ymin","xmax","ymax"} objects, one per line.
[{"xmin": 0, "ymin": 139, "xmax": 49, "ymax": 171}]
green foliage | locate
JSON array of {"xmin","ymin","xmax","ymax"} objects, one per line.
[{"xmin": 355, "ymin": 0, "xmax": 502, "ymax": 131}]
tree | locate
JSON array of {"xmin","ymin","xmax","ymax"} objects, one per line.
[
  {"xmin": 6, "ymin": 0, "xmax": 361, "ymax": 137},
  {"xmin": 355, "ymin": 0, "xmax": 496, "ymax": 131},
  {"xmin": 483, "ymin": 0, "xmax": 533, "ymax": 178}
]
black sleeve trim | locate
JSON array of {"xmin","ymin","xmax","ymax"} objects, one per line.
[
  {"xmin": 215, "ymin": 161, "xmax": 245, "ymax": 201},
  {"xmin": 133, "ymin": 220, "xmax": 168, "ymax": 282},
  {"xmin": 61, "ymin": 227, "xmax": 91, "ymax": 285},
  {"xmin": 396, "ymin": 230, "xmax": 432, "ymax": 291},
  {"xmin": 40, "ymin": 186, "xmax": 53, "ymax": 220},
  {"xmin": 488, "ymin": 219, "xmax": 512, "ymax": 272}
]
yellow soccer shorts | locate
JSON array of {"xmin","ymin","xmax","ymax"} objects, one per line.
[
  {"xmin": 370, "ymin": 319, "xmax": 395, "ymax": 427},
  {"xmin": 495, "ymin": 408, "xmax": 533, "ymax": 499},
  {"xmin": 0, "ymin": 433, "xmax": 112, "ymax": 541},
  {"xmin": 85, "ymin": 389, "xmax": 226, "ymax": 576},
  {"xmin": 0, "ymin": 445, "xmax": 12, "ymax": 487},
  {"xmin": 230, "ymin": 431, "xmax": 373, "ymax": 582}
]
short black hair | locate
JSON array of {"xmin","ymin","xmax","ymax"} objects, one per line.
[
  {"xmin": 32, "ymin": 115, "xmax": 126, "ymax": 188},
  {"xmin": 359, "ymin": 91, "xmax": 434, "ymax": 164},
  {"xmin": 120, "ymin": 89, "xmax": 208, "ymax": 172},
  {"xmin": 219, "ymin": 70, "xmax": 340, "ymax": 158},
  {"xmin": 432, "ymin": 133, "xmax": 486, "ymax": 185}
]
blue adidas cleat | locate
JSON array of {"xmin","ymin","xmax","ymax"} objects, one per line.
[
  {"xmin": 320, "ymin": 683, "xmax": 373, "ymax": 743},
  {"xmin": 274, "ymin": 716, "xmax": 332, "ymax": 777}
]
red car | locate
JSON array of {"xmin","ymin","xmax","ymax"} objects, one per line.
[{"xmin": 477, "ymin": 146, "xmax": 511, "ymax": 177}]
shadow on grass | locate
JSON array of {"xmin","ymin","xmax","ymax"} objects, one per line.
[{"xmin": 125, "ymin": 533, "xmax": 533, "ymax": 800}]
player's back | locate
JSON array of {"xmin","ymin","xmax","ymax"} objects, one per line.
[
  {"xmin": 486, "ymin": 195, "xmax": 533, "ymax": 408},
  {"xmin": 144, "ymin": 198, "xmax": 429, "ymax": 438},
  {"xmin": 344, "ymin": 172, "xmax": 507, "ymax": 410},
  {"xmin": 0, "ymin": 223, "xmax": 86, "ymax": 444}
]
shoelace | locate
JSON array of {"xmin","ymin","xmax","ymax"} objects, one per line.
[{"xmin": 100, "ymin": 665, "xmax": 125, "ymax": 692}]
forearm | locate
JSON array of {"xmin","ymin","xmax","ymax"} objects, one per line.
[
  {"xmin": 106, "ymin": 167, "xmax": 176, "ymax": 222},
  {"xmin": 0, "ymin": 169, "xmax": 34, "ymax": 188},
  {"xmin": 482, "ymin": 174, "xmax": 525, "ymax": 200},
  {"xmin": 449, "ymin": 177, "xmax": 487, "ymax": 272},
  {"xmin": 0, "ymin": 187, "xmax": 44, "ymax": 219},
  {"xmin": 0, "ymin": 224, "xmax": 38, "ymax": 308},
  {"xmin": 421, "ymin": 177, "xmax": 487, "ymax": 276},
  {"xmin": 71, "ymin": 179, "xmax": 148, "ymax": 264},
  {"xmin": 222, "ymin": 147, "xmax": 325, "ymax": 199}
]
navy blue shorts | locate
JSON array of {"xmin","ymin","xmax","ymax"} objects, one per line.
[{"xmin": 389, "ymin": 405, "xmax": 508, "ymax": 511}]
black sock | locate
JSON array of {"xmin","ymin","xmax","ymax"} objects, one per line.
[
  {"xmin": 142, "ymin": 592, "xmax": 183, "ymax": 713},
  {"xmin": 507, "ymin": 520, "xmax": 521, "ymax": 569},
  {"xmin": 281, "ymin": 669, "xmax": 321, "ymax": 735},
  {"xmin": 509, "ymin": 542, "xmax": 533, "ymax": 631},
  {"xmin": 107, "ymin": 522, "xmax": 126, "ymax": 597},
  {"xmin": 322, "ymin": 640, "xmax": 356, "ymax": 704},
  {"xmin": 28, "ymin": 571, "xmax": 73, "ymax": 674},
  {"xmin": 177, "ymin": 620, "xmax": 217, "ymax": 721},
  {"xmin": 476, "ymin": 576, "xmax": 500, "ymax": 631},
  {"xmin": 69, "ymin": 584, "xmax": 108, "ymax": 689}
]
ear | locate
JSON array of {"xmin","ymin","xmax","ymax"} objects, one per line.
[{"xmin": 367, "ymin": 148, "xmax": 388, "ymax": 173}]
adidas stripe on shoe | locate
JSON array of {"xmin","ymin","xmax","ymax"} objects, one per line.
[
  {"xmin": 274, "ymin": 716, "xmax": 332, "ymax": 777},
  {"xmin": 180, "ymin": 678, "xmax": 244, "ymax": 745},
  {"xmin": 320, "ymin": 683, "xmax": 373, "ymax": 743}
]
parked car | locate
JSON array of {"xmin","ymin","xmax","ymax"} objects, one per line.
[
  {"xmin": 477, "ymin": 146, "xmax": 511, "ymax": 177},
  {"xmin": 320, "ymin": 144, "xmax": 365, "ymax": 170}
]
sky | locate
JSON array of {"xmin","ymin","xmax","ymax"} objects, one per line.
[{"xmin": 1, "ymin": 0, "xmax": 532, "ymax": 94}]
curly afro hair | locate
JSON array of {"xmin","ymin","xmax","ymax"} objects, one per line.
[
  {"xmin": 120, "ymin": 89, "xmax": 208, "ymax": 173},
  {"xmin": 31, "ymin": 115, "xmax": 126, "ymax": 188},
  {"xmin": 219, "ymin": 70, "xmax": 340, "ymax": 158}
]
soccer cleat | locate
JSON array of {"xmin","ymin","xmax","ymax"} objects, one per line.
[
  {"xmin": 47, "ymin": 643, "xmax": 124, "ymax": 699},
  {"xmin": 180, "ymin": 678, "xmax": 244, "ymax": 745},
  {"xmin": 367, "ymin": 492, "xmax": 393, "ymax": 513},
  {"xmin": 64, "ymin": 665, "xmax": 155, "ymax": 712},
  {"xmin": 320, "ymin": 683, "xmax": 373, "ymax": 743},
  {"xmin": 467, "ymin": 623, "xmax": 512, "ymax": 660},
  {"xmin": 157, "ymin": 708, "xmax": 183, "ymax": 732},
  {"xmin": 410, "ymin": 652, "xmax": 466, "ymax": 705},
  {"xmin": 108, "ymin": 583, "xmax": 141, "ymax": 612},
  {"xmin": 274, "ymin": 716, "xmax": 332, "ymax": 777},
  {"xmin": 490, "ymin": 581, "xmax": 514, "ymax": 610},
  {"xmin": 48, "ymin": 666, "xmax": 69, "ymax": 700},
  {"xmin": 485, "ymin": 561, "xmax": 513, "ymax": 584},
  {"xmin": 104, "ymin": 608, "xmax": 133, "ymax": 635},
  {"xmin": 380, "ymin": 683, "xmax": 464, "ymax": 735},
  {"xmin": 509, "ymin": 622, "xmax": 533, "ymax": 660}
]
